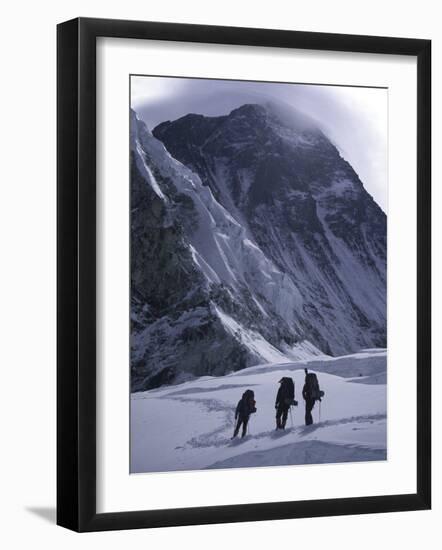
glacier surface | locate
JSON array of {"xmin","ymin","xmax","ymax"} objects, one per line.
[{"xmin": 131, "ymin": 349, "xmax": 387, "ymax": 472}]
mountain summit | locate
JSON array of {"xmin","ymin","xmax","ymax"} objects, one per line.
[{"xmin": 131, "ymin": 102, "xmax": 386, "ymax": 390}]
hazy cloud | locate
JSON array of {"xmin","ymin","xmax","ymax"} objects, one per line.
[{"xmin": 131, "ymin": 76, "xmax": 387, "ymax": 212}]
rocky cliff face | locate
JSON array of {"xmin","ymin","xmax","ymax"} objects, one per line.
[{"xmin": 131, "ymin": 102, "xmax": 386, "ymax": 391}]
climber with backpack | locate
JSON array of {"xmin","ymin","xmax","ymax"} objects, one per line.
[
  {"xmin": 232, "ymin": 389, "xmax": 257, "ymax": 439},
  {"xmin": 275, "ymin": 377, "xmax": 297, "ymax": 430},
  {"xmin": 302, "ymin": 368, "xmax": 325, "ymax": 426}
]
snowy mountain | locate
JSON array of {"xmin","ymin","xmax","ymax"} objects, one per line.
[{"xmin": 131, "ymin": 102, "xmax": 386, "ymax": 391}]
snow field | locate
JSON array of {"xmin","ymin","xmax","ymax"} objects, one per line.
[{"xmin": 131, "ymin": 349, "xmax": 387, "ymax": 473}]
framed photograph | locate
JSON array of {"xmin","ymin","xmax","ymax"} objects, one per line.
[{"xmin": 57, "ymin": 17, "xmax": 431, "ymax": 532}]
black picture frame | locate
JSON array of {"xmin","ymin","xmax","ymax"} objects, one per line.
[{"xmin": 57, "ymin": 17, "xmax": 431, "ymax": 532}]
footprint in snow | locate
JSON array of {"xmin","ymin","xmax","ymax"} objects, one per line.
[{"xmin": 229, "ymin": 436, "xmax": 251, "ymax": 446}]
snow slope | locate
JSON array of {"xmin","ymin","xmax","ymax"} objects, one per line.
[{"xmin": 130, "ymin": 349, "xmax": 386, "ymax": 473}]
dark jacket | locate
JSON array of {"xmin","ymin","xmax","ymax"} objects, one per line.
[
  {"xmin": 302, "ymin": 383, "xmax": 311, "ymax": 401},
  {"xmin": 235, "ymin": 391, "xmax": 256, "ymax": 419},
  {"xmin": 275, "ymin": 387, "xmax": 285, "ymax": 408},
  {"xmin": 302, "ymin": 379, "xmax": 323, "ymax": 402},
  {"xmin": 275, "ymin": 377, "xmax": 295, "ymax": 408}
]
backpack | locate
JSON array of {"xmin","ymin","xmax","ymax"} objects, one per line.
[
  {"xmin": 243, "ymin": 389, "xmax": 257, "ymax": 414},
  {"xmin": 280, "ymin": 377, "xmax": 295, "ymax": 405},
  {"xmin": 304, "ymin": 372, "xmax": 323, "ymax": 401}
]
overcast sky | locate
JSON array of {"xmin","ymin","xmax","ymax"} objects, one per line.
[{"xmin": 131, "ymin": 76, "xmax": 387, "ymax": 212}]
